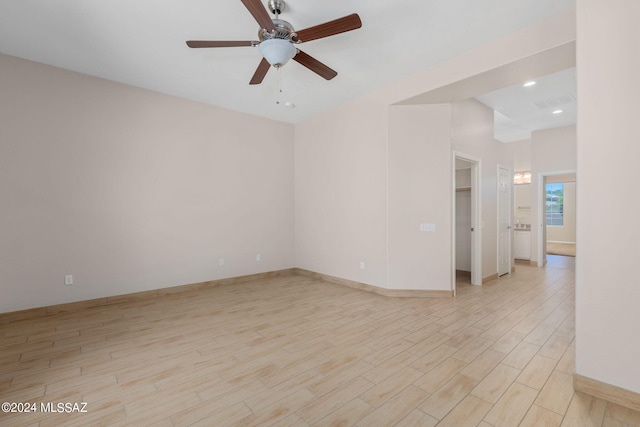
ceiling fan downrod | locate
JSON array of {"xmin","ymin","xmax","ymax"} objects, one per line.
[{"xmin": 268, "ymin": 0, "xmax": 285, "ymax": 18}]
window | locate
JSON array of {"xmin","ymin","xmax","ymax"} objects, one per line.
[{"xmin": 546, "ymin": 183, "xmax": 564, "ymax": 226}]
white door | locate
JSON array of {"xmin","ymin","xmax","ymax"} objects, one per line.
[{"xmin": 498, "ymin": 167, "xmax": 511, "ymax": 276}]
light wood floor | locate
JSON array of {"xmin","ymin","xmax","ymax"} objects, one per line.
[
  {"xmin": 2, "ymin": 256, "xmax": 639, "ymax": 426},
  {"xmin": 546, "ymin": 243, "xmax": 576, "ymax": 257}
]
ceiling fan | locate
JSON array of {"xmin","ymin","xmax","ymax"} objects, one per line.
[{"xmin": 186, "ymin": 0, "xmax": 362, "ymax": 85}]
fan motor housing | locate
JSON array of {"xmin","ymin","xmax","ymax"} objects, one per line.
[{"xmin": 259, "ymin": 19, "xmax": 296, "ymax": 42}]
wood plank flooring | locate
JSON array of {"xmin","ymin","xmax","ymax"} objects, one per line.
[
  {"xmin": 546, "ymin": 243, "xmax": 576, "ymax": 257},
  {"xmin": 1, "ymin": 256, "xmax": 639, "ymax": 426}
]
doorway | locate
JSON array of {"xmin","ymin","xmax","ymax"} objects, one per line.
[
  {"xmin": 537, "ymin": 172, "xmax": 577, "ymax": 265},
  {"xmin": 453, "ymin": 152, "xmax": 482, "ymax": 293},
  {"xmin": 455, "ymin": 164, "xmax": 472, "ymax": 284}
]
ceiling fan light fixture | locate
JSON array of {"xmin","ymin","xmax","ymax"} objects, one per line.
[
  {"xmin": 258, "ymin": 39, "xmax": 296, "ymax": 67},
  {"xmin": 186, "ymin": 0, "xmax": 361, "ymax": 84}
]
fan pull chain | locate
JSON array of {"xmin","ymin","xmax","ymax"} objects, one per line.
[
  {"xmin": 274, "ymin": 67, "xmax": 294, "ymax": 108},
  {"xmin": 276, "ymin": 66, "xmax": 283, "ymax": 105}
]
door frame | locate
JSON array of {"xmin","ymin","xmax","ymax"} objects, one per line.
[
  {"xmin": 536, "ymin": 170, "xmax": 577, "ymax": 266},
  {"xmin": 452, "ymin": 151, "xmax": 482, "ymax": 293}
]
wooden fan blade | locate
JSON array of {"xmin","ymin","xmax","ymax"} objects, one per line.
[
  {"xmin": 293, "ymin": 13, "xmax": 362, "ymax": 43},
  {"xmin": 293, "ymin": 50, "xmax": 337, "ymax": 80},
  {"xmin": 241, "ymin": 0, "xmax": 276, "ymax": 32},
  {"xmin": 186, "ymin": 40, "xmax": 256, "ymax": 48},
  {"xmin": 250, "ymin": 58, "xmax": 271, "ymax": 85}
]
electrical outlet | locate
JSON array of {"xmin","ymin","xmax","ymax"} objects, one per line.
[
  {"xmin": 219, "ymin": 258, "xmax": 225, "ymax": 266},
  {"xmin": 256, "ymin": 254, "xmax": 261, "ymax": 262},
  {"xmin": 64, "ymin": 275, "xmax": 73, "ymax": 286},
  {"xmin": 360, "ymin": 261, "xmax": 365, "ymax": 270}
]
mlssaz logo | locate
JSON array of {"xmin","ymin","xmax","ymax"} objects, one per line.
[{"xmin": 40, "ymin": 402, "xmax": 88, "ymax": 413}]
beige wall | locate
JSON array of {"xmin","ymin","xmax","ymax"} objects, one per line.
[
  {"xmin": 295, "ymin": 98, "xmax": 508, "ymax": 291},
  {"xmin": 576, "ymin": 0, "xmax": 640, "ymax": 394},
  {"xmin": 294, "ymin": 96, "xmax": 389, "ymax": 287},
  {"xmin": 511, "ymin": 140, "xmax": 533, "ymax": 224},
  {"xmin": 531, "ymin": 126, "xmax": 577, "ymax": 174},
  {"xmin": 388, "ymin": 104, "xmax": 452, "ymax": 290},
  {"xmin": 0, "ymin": 54, "xmax": 295, "ymax": 313},
  {"xmin": 511, "ymin": 139, "xmax": 532, "ymax": 172}
]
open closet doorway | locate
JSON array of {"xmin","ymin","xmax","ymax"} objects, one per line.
[
  {"xmin": 453, "ymin": 152, "xmax": 482, "ymax": 294},
  {"xmin": 537, "ymin": 172, "xmax": 577, "ymax": 265}
]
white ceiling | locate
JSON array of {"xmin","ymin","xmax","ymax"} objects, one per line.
[
  {"xmin": 475, "ymin": 67, "xmax": 577, "ymax": 142},
  {"xmin": 0, "ymin": 0, "xmax": 575, "ymax": 125}
]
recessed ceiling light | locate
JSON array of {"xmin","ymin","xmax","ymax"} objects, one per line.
[
  {"xmin": 523, "ymin": 81, "xmax": 537, "ymax": 87},
  {"xmin": 552, "ymin": 109, "xmax": 563, "ymax": 114}
]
